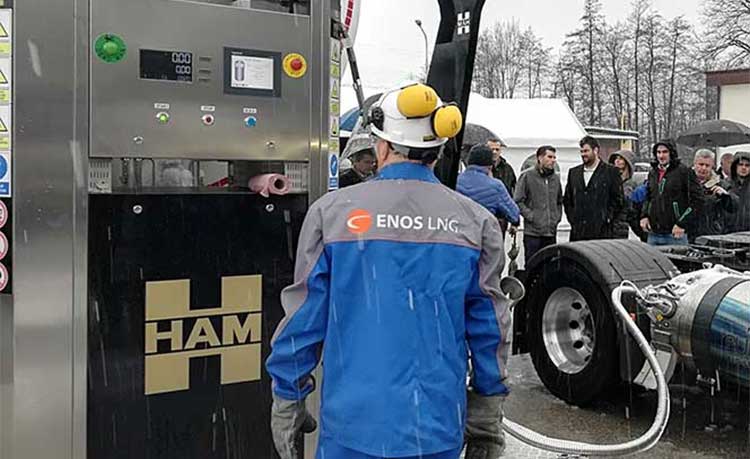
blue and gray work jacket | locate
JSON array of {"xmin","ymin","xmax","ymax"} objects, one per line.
[{"xmin": 266, "ymin": 162, "xmax": 511, "ymax": 457}]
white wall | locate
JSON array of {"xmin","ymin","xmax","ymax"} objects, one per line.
[
  {"xmin": 719, "ymin": 83, "xmax": 750, "ymax": 157},
  {"xmin": 721, "ymin": 84, "xmax": 750, "ymax": 125}
]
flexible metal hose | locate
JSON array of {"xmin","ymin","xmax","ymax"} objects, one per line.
[{"xmin": 501, "ymin": 284, "xmax": 670, "ymax": 456}]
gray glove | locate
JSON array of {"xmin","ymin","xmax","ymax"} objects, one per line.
[
  {"xmin": 271, "ymin": 395, "xmax": 317, "ymax": 459},
  {"xmin": 465, "ymin": 390, "xmax": 506, "ymax": 459}
]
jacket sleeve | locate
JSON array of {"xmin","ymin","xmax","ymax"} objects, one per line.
[
  {"xmin": 465, "ymin": 217, "xmax": 510, "ymax": 396},
  {"xmin": 721, "ymin": 189, "xmax": 739, "ymax": 213},
  {"xmin": 513, "ymin": 172, "xmax": 534, "ymax": 223},
  {"xmin": 641, "ymin": 174, "xmax": 653, "ymax": 219},
  {"xmin": 675, "ymin": 169, "xmax": 704, "ymax": 229},
  {"xmin": 494, "ymin": 180, "xmax": 520, "ymax": 226},
  {"xmin": 563, "ymin": 170, "xmax": 574, "ymax": 222},
  {"xmin": 266, "ymin": 203, "xmax": 330, "ymax": 401}
]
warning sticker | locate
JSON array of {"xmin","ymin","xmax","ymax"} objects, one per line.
[
  {"xmin": 0, "ymin": 105, "xmax": 9, "ymax": 133},
  {"xmin": 330, "ymin": 62, "xmax": 340, "ymax": 78},
  {"xmin": 330, "ymin": 115, "xmax": 339, "ymax": 137},
  {"xmin": 0, "ymin": 9, "xmax": 9, "ymax": 39},
  {"xmin": 0, "ymin": 262, "xmax": 8, "ymax": 291},
  {"xmin": 0, "ymin": 232, "xmax": 7, "ymax": 260},
  {"xmin": 0, "ymin": 42, "xmax": 9, "ymax": 57},
  {"xmin": 0, "ymin": 89, "xmax": 8, "ymax": 104},
  {"xmin": 0, "ymin": 200, "xmax": 7, "ymax": 229},
  {"xmin": 0, "ymin": 152, "xmax": 10, "ymax": 197},
  {"xmin": 330, "ymin": 40, "xmax": 341, "ymax": 63},
  {"xmin": 331, "ymin": 78, "xmax": 340, "ymax": 100},
  {"xmin": 328, "ymin": 153, "xmax": 339, "ymax": 191},
  {"xmin": 0, "ymin": 135, "xmax": 8, "ymax": 150}
]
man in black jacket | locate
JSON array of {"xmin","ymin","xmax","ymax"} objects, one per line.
[
  {"xmin": 489, "ymin": 138, "xmax": 516, "ymax": 195},
  {"xmin": 640, "ymin": 141, "xmax": 703, "ymax": 246},
  {"xmin": 563, "ymin": 136, "xmax": 625, "ymax": 241},
  {"xmin": 688, "ymin": 149, "xmax": 736, "ymax": 242},
  {"xmin": 339, "ymin": 148, "xmax": 376, "ymax": 188}
]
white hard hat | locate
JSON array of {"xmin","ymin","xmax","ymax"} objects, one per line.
[{"xmin": 369, "ymin": 83, "xmax": 463, "ymax": 149}]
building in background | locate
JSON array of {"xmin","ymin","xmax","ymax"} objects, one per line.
[
  {"xmin": 706, "ymin": 68, "xmax": 750, "ymax": 156},
  {"xmin": 585, "ymin": 126, "xmax": 641, "ymax": 161}
]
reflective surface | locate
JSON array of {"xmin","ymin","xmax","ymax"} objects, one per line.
[{"xmin": 542, "ymin": 287, "xmax": 595, "ymax": 374}]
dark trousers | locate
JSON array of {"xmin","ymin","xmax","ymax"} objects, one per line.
[{"xmin": 524, "ymin": 235, "xmax": 556, "ymax": 265}]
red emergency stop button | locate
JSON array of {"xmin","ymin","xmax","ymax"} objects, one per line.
[{"xmin": 283, "ymin": 53, "xmax": 307, "ymax": 78}]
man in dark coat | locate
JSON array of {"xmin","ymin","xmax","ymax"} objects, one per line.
[
  {"xmin": 489, "ymin": 138, "xmax": 516, "ymax": 196},
  {"xmin": 339, "ymin": 148, "xmax": 376, "ymax": 188},
  {"xmin": 563, "ymin": 136, "xmax": 625, "ymax": 241},
  {"xmin": 640, "ymin": 141, "xmax": 703, "ymax": 246},
  {"xmin": 727, "ymin": 151, "xmax": 750, "ymax": 233},
  {"xmin": 688, "ymin": 149, "xmax": 736, "ymax": 242}
]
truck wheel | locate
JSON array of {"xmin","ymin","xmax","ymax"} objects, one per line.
[{"xmin": 527, "ymin": 258, "xmax": 618, "ymax": 406}]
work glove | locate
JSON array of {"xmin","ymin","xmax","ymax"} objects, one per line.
[
  {"xmin": 464, "ymin": 390, "xmax": 506, "ymax": 459},
  {"xmin": 271, "ymin": 395, "xmax": 318, "ymax": 459}
]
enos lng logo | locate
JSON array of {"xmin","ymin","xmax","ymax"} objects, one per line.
[{"xmin": 346, "ymin": 209, "xmax": 459, "ymax": 235}]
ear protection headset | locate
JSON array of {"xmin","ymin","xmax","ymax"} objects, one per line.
[{"xmin": 369, "ymin": 83, "xmax": 463, "ymax": 143}]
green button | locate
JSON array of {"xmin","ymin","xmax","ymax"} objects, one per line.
[
  {"xmin": 156, "ymin": 112, "xmax": 170, "ymax": 124},
  {"xmin": 95, "ymin": 34, "xmax": 127, "ymax": 63},
  {"xmin": 102, "ymin": 41, "xmax": 120, "ymax": 57}
]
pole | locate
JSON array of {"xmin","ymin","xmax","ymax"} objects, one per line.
[{"xmin": 415, "ymin": 19, "xmax": 429, "ymax": 80}]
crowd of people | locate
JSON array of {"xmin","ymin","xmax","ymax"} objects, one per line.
[
  {"xmin": 338, "ymin": 127, "xmax": 750, "ymax": 265},
  {"xmin": 453, "ymin": 136, "xmax": 750, "ymax": 264}
]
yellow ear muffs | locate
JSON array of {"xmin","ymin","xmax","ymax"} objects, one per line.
[
  {"xmin": 396, "ymin": 84, "xmax": 439, "ymax": 118},
  {"xmin": 432, "ymin": 104, "xmax": 463, "ymax": 139}
]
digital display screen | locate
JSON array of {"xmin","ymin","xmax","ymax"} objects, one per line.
[
  {"xmin": 223, "ymin": 48, "xmax": 281, "ymax": 97},
  {"xmin": 230, "ymin": 55, "xmax": 274, "ymax": 91},
  {"xmin": 140, "ymin": 49, "xmax": 193, "ymax": 83}
]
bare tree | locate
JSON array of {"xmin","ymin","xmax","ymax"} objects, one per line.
[
  {"xmin": 473, "ymin": 21, "xmax": 548, "ymax": 99},
  {"xmin": 702, "ymin": 0, "xmax": 750, "ymax": 68},
  {"xmin": 629, "ymin": 0, "xmax": 651, "ymax": 134}
]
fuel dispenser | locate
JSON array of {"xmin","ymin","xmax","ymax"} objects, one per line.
[{"xmin": 1, "ymin": 1, "xmax": 341, "ymax": 458}]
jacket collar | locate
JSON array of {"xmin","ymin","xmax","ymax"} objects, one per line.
[
  {"xmin": 466, "ymin": 165, "xmax": 491, "ymax": 174},
  {"xmin": 375, "ymin": 162, "xmax": 440, "ymax": 184}
]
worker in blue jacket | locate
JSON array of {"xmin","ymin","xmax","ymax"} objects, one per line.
[
  {"xmin": 267, "ymin": 83, "xmax": 511, "ymax": 459},
  {"xmin": 457, "ymin": 144, "xmax": 521, "ymax": 231}
]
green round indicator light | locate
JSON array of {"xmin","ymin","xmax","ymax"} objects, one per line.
[
  {"xmin": 95, "ymin": 34, "xmax": 127, "ymax": 63},
  {"xmin": 156, "ymin": 112, "xmax": 170, "ymax": 124}
]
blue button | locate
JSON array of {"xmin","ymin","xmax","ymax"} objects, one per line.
[{"xmin": 244, "ymin": 116, "xmax": 257, "ymax": 128}]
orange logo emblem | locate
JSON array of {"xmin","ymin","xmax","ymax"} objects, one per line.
[{"xmin": 346, "ymin": 209, "xmax": 373, "ymax": 234}]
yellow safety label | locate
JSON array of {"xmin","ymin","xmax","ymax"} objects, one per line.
[
  {"xmin": 0, "ymin": 135, "xmax": 9, "ymax": 150},
  {"xmin": 0, "ymin": 43, "xmax": 10, "ymax": 56},
  {"xmin": 0, "ymin": 89, "xmax": 9, "ymax": 104}
]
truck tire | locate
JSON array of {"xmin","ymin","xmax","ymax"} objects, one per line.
[
  {"xmin": 521, "ymin": 240, "xmax": 678, "ymax": 406},
  {"xmin": 527, "ymin": 258, "xmax": 618, "ymax": 406}
]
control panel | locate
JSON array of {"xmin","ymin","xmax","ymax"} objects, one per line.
[{"xmin": 90, "ymin": 0, "xmax": 318, "ymax": 162}]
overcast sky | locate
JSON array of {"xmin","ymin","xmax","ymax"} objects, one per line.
[{"xmin": 343, "ymin": 0, "xmax": 703, "ymax": 108}]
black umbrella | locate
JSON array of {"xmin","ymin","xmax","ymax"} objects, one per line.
[
  {"xmin": 462, "ymin": 123, "xmax": 505, "ymax": 149},
  {"xmin": 676, "ymin": 119, "xmax": 750, "ymax": 148}
]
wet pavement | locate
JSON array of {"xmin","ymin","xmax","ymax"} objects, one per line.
[{"xmin": 499, "ymin": 354, "xmax": 750, "ymax": 459}]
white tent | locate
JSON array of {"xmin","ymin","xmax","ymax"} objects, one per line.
[{"xmin": 466, "ymin": 93, "xmax": 587, "ymax": 190}]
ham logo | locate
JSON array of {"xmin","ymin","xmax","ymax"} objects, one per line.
[{"xmin": 346, "ymin": 209, "xmax": 373, "ymax": 234}]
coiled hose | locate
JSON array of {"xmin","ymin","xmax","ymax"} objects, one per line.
[{"xmin": 501, "ymin": 283, "xmax": 671, "ymax": 456}]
